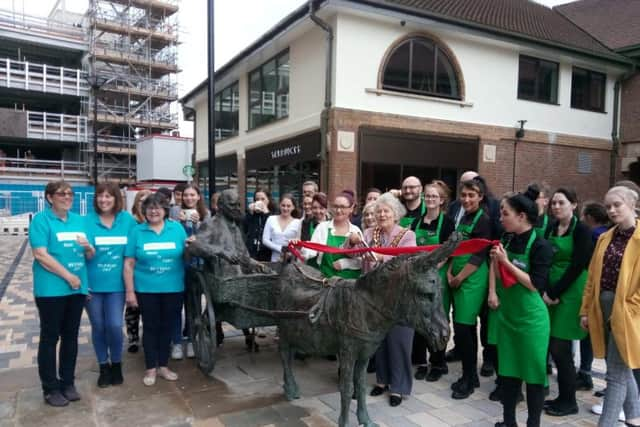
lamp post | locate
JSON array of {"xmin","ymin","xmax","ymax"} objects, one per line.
[{"xmin": 207, "ymin": 0, "xmax": 216, "ymax": 200}]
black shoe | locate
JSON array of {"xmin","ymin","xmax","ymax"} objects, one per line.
[
  {"xmin": 480, "ymin": 361, "xmax": 495, "ymax": 377},
  {"xmin": 389, "ymin": 394, "xmax": 402, "ymax": 407},
  {"xmin": 370, "ymin": 385, "xmax": 388, "ymax": 396},
  {"xmin": 594, "ymin": 387, "xmax": 606, "ymax": 397},
  {"xmin": 494, "ymin": 422, "xmax": 517, "ymax": 427},
  {"xmin": 445, "ymin": 348, "xmax": 461, "ymax": 362},
  {"xmin": 545, "ymin": 402, "xmax": 578, "ymax": 417},
  {"xmin": 44, "ymin": 391, "xmax": 69, "ymax": 407},
  {"xmin": 127, "ymin": 343, "xmax": 139, "ymax": 353},
  {"xmin": 451, "ymin": 378, "xmax": 475, "ymax": 399},
  {"xmin": 98, "ymin": 363, "xmax": 111, "ymax": 388},
  {"xmin": 489, "ymin": 384, "xmax": 502, "ymax": 402},
  {"xmin": 414, "ymin": 366, "xmax": 428, "ymax": 380},
  {"xmin": 61, "ymin": 385, "xmax": 81, "ymax": 402},
  {"xmin": 426, "ymin": 365, "xmax": 448, "ymax": 382},
  {"xmin": 543, "ymin": 397, "xmax": 559, "ymax": 409},
  {"xmin": 575, "ymin": 371, "xmax": 593, "ymax": 391},
  {"xmin": 110, "ymin": 362, "xmax": 123, "ymax": 386},
  {"xmin": 326, "ymin": 355, "xmax": 337, "ymax": 361},
  {"xmin": 452, "ymin": 374, "xmax": 479, "ymax": 392}
]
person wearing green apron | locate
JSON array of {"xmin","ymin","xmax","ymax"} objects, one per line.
[
  {"xmin": 411, "ymin": 181, "xmax": 455, "ymax": 382},
  {"xmin": 447, "ymin": 178, "xmax": 492, "ymax": 399},
  {"xmin": 489, "ymin": 188, "xmax": 553, "ymax": 427},
  {"xmin": 543, "ymin": 188, "xmax": 594, "ymax": 417},
  {"xmin": 298, "ymin": 192, "xmax": 362, "ymax": 279},
  {"xmin": 398, "ymin": 176, "xmax": 425, "ymax": 229}
]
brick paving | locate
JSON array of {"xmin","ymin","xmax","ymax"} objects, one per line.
[{"xmin": 0, "ymin": 235, "xmax": 619, "ymax": 426}]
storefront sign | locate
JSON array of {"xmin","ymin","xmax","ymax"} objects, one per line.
[
  {"xmin": 271, "ymin": 144, "xmax": 301, "ymax": 160},
  {"xmin": 246, "ymin": 131, "xmax": 320, "ymax": 169}
]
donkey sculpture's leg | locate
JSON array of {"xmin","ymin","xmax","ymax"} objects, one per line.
[
  {"xmin": 354, "ymin": 356, "xmax": 378, "ymax": 427},
  {"xmin": 279, "ymin": 341, "xmax": 300, "ymax": 400},
  {"xmin": 337, "ymin": 351, "xmax": 355, "ymax": 427}
]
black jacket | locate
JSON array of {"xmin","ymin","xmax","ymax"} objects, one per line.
[{"xmin": 243, "ymin": 211, "xmax": 271, "ymax": 262}]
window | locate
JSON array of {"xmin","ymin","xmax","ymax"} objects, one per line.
[
  {"xmin": 571, "ymin": 67, "xmax": 606, "ymax": 112},
  {"xmin": 248, "ymin": 50, "xmax": 289, "ymax": 129},
  {"xmin": 517, "ymin": 55, "xmax": 559, "ymax": 104},
  {"xmin": 382, "ymin": 37, "xmax": 460, "ymax": 99},
  {"xmin": 214, "ymin": 82, "xmax": 239, "ymax": 141}
]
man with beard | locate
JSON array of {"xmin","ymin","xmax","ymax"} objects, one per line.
[{"xmin": 398, "ymin": 176, "xmax": 425, "ymax": 229}]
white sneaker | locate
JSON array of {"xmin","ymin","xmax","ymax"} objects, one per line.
[
  {"xmin": 186, "ymin": 342, "xmax": 195, "ymax": 358},
  {"xmin": 171, "ymin": 344, "xmax": 184, "ymax": 360},
  {"xmin": 591, "ymin": 403, "xmax": 625, "ymax": 421}
]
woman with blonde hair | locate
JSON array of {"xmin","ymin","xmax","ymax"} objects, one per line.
[{"xmin": 580, "ymin": 186, "xmax": 640, "ymax": 427}]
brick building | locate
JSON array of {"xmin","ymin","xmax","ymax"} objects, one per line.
[{"xmin": 181, "ymin": 0, "xmax": 634, "ymax": 206}]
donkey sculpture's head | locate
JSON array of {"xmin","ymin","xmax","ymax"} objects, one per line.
[{"xmin": 380, "ymin": 233, "xmax": 460, "ymax": 351}]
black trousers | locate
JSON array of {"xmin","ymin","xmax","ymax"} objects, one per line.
[
  {"xmin": 454, "ymin": 322, "xmax": 478, "ymax": 379},
  {"xmin": 35, "ymin": 294, "xmax": 86, "ymax": 394},
  {"xmin": 549, "ymin": 337, "xmax": 576, "ymax": 405},
  {"xmin": 412, "ymin": 332, "xmax": 446, "ymax": 367},
  {"xmin": 502, "ymin": 376, "xmax": 544, "ymax": 427},
  {"xmin": 137, "ymin": 292, "xmax": 183, "ymax": 370}
]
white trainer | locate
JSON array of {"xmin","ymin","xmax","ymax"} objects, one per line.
[
  {"xmin": 171, "ymin": 343, "xmax": 184, "ymax": 360},
  {"xmin": 591, "ymin": 403, "xmax": 625, "ymax": 421},
  {"xmin": 186, "ymin": 342, "xmax": 195, "ymax": 358}
]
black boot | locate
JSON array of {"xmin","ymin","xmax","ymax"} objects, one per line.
[
  {"xmin": 98, "ymin": 363, "xmax": 111, "ymax": 388},
  {"xmin": 451, "ymin": 377, "xmax": 475, "ymax": 399},
  {"xmin": 575, "ymin": 371, "xmax": 593, "ymax": 391},
  {"xmin": 111, "ymin": 362, "xmax": 123, "ymax": 385}
]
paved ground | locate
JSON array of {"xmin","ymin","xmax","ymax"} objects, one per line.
[{"xmin": 0, "ymin": 235, "xmax": 616, "ymax": 426}]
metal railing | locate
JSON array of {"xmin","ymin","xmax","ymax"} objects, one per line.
[
  {"xmin": 27, "ymin": 111, "xmax": 88, "ymax": 143},
  {"xmin": 92, "ymin": 40, "xmax": 178, "ymax": 67},
  {"xmin": 100, "ymin": 73, "xmax": 178, "ymax": 98},
  {"xmin": 86, "ymin": 101, "xmax": 178, "ymax": 125},
  {"xmin": 0, "ymin": 157, "xmax": 87, "ymax": 179},
  {"xmin": 0, "ymin": 58, "xmax": 89, "ymax": 96},
  {"xmin": 0, "ymin": 9, "xmax": 85, "ymax": 41}
]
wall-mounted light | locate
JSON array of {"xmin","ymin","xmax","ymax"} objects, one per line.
[{"xmin": 515, "ymin": 120, "xmax": 527, "ymax": 139}]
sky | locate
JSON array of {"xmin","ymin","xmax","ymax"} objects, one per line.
[{"xmin": 6, "ymin": 0, "xmax": 576, "ymax": 136}]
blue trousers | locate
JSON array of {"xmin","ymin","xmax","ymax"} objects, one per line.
[
  {"xmin": 375, "ymin": 325, "xmax": 415, "ymax": 395},
  {"xmin": 85, "ymin": 292, "xmax": 125, "ymax": 364}
]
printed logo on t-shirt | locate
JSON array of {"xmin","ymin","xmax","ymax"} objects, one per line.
[
  {"xmin": 143, "ymin": 242, "xmax": 177, "ymax": 251},
  {"xmin": 56, "ymin": 232, "xmax": 87, "ymax": 242},
  {"xmin": 95, "ymin": 236, "xmax": 127, "ymax": 246}
]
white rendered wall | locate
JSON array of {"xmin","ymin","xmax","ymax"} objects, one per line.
[{"xmin": 333, "ymin": 12, "xmax": 620, "ymax": 140}]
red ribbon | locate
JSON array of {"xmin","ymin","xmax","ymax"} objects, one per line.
[{"xmin": 287, "ymin": 239, "xmax": 518, "ymax": 287}]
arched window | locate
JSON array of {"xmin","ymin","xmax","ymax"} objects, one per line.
[{"xmin": 382, "ymin": 37, "xmax": 461, "ymax": 100}]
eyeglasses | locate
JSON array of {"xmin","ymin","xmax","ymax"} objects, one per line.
[
  {"xmin": 424, "ymin": 195, "xmax": 440, "ymax": 199},
  {"xmin": 54, "ymin": 191, "xmax": 74, "ymax": 198},
  {"xmin": 332, "ymin": 205, "xmax": 352, "ymax": 210}
]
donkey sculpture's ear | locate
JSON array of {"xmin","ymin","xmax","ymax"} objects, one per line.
[{"xmin": 413, "ymin": 232, "xmax": 461, "ymax": 273}]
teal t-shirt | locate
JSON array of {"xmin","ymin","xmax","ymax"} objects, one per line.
[
  {"xmin": 124, "ymin": 220, "xmax": 187, "ymax": 293},
  {"xmin": 29, "ymin": 208, "xmax": 89, "ymax": 297},
  {"xmin": 85, "ymin": 210, "xmax": 136, "ymax": 293}
]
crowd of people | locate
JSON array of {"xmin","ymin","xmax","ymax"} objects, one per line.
[{"xmin": 28, "ymin": 175, "xmax": 640, "ymax": 427}]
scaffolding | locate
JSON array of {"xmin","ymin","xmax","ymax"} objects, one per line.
[{"xmin": 86, "ymin": 0, "xmax": 179, "ymax": 183}]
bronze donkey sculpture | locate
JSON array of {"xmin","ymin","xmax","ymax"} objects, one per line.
[{"xmin": 274, "ymin": 234, "xmax": 459, "ymax": 427}]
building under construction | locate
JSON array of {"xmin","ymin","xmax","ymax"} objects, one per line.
[{"xmin": 0, "ymin": 0, "xmax": 180, "ymax": 207}]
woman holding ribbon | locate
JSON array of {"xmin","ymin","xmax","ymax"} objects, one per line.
[
  {"xmin": 543, "ymin": 188, "xmax": 593, "ymax": 416},
  {"xmin": 412, "ymin": 180, "xmax": 455, "ymax": 382},
  {"xmin": 489, "ymin": 188, "xmax": 553, "ymax": 427}
]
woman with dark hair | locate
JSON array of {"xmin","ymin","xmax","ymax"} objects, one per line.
[
  {"xmin": 580, "ymin": 186, "xmax": 640, "ymax": 427},
  {"xmin": 543, "ymin": 188, "xmax": 593, "ymax": 416},
  {"xmin": 300, "ymin": 192, "xmax": 328, "ymax": 240},
  {"xmin": 29, "ymin": 181, "xmax": 94, "ymax": 406},
  {"xmin": 447, "ymin": 177, "xmax": 491, "ymax": 399},
  {"xmin": 529, "ymin": 182, "xmax": 551, "ymax": 237},
  {"xmin": 244, "ymin": 189, "xmax": 275, "ymax": 262},
  {"xmin": 262, "ymin": 193, "xmax": 301, "ymax": 262},
  {"xmin": 124, "ymin": 192, "xmax": 194, "ymax": 386},
  {"xmin": 489, "ymin": 187, "xmax": 553, "ymax": 427},
  {"xmin": 412, "ymin": 180, "xmax": 455, "ymax": 382},
  {"xmin": 85, "ymin": 182, "xmax": 136, "ymax": 388}
]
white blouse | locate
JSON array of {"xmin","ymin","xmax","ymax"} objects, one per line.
[{"xmin": 262, "ymin": 215, "xmax": 301, "ymax": 262}]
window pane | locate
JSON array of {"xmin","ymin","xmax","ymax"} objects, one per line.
[
  {"xmin": 277, "ymin": 52, "xmax": 289, "ymax": 118},
  {"xmin": 538, "ymin": 60, "xmax": 558, "ymax": 103},
  {"xmin": 518, "ymin": 56, "xmax": 538, "ymax": 100},
  {"xmin": 589, "ymin": 72, "xmax": 605, "ymax": 111},
  {"xmin": 411, "ymin": 40, "xmax": 435, "ymax": 93},
  {"xmin": 219, "ymin": 87, "xmax": 233, "ymax": 139},
  {"xmin": 214, "ymin": 93, "xmax": 222, "ymax": 141},
  {"xmin": 435, "ymin": 49, "xmax": 459, "ymax": 98},
  {"xmin": 383, "ymin": 42, "xmax": 411, "ymax": 89},
  {"xmin": 262, "ymin": 59, "xmax": 277, "ymax": 123},
  {"xmin": 571, "ymin": 68, "xmax": 588, "ymax": 109},
  {"xmin": 249, "ymin": 70, "xmax": 261, "ymax": 129},
  {"xmin": 231, "ymin": 83, "xmax": 239, "ymax": 133}
]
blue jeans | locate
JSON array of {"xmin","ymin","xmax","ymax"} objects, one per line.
[{"xmin": 85, "ymin": 292, "xmax": 125, "ymax": 364}]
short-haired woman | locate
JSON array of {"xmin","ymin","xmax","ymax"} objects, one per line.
[
  {"xmin": 349, "ymin": 192, "xmax": 416, "ymax": 407},
  {"xmin": 85, "ymin": 182, "xmax": 136, "ymax": 388},
  {"xmin": 580, "ymin": 186, "xmax": 640, "ymax": 427},
  {"xmin": 124, "ymin": 192, "xmax": 194, "ymax": 386},
  {"xmin": 29, "ymin": 181, "xmax": 95, "ymax": 406}
]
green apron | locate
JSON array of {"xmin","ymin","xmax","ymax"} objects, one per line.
[
  {"xmin": 318, "ymin": 229, "xmax": 361, "ymax": 279},
  {"xmin": 306, "ymin": 221, "xmax": 319, "ymax": 269},
  {"xmin": 547, "ymin": 216, "xmax": 588, "ymax": 340},
  {"xmin": 399, "ymin": 200, "xmax": 426, "ymax": 228},
  {"xmin": 415, "ymin": 212, "xmax": 450, "ymax": 312},
  {"xmin": 534, "ymin": 214, "xmax": 548, "ymax": 238},
  {"xmin": 496, "ymin": 230, "xmax": 550, "ymax": 385},
  {"xmin": 451, "ymin": 208, "xmax": 489, "ymax": 325}
]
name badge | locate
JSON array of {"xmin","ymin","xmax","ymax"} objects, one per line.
[
  {"xmin": 512, "ymin": 259, "xmax": 528, "ymax": 270},
  {"xmin": 95, "ymin": 236, "xmax": 127, "ymax": 246},
  {"xmin": 143, "ymin": 242, "xmax": 176, "ymax": 251},
  {"xmin": 56, "ymin": 232, "xmax": 86, "ymax": 242}
]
